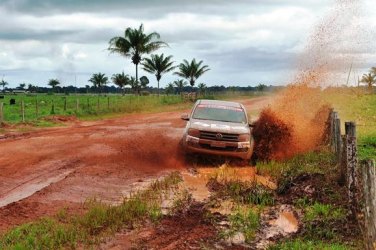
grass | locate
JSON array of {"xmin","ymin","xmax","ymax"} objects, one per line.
[
  {"xmin": 324, "ymin": 91, "xmax": 376, "ymax": 159},
  {"xmin": 209, "ymin": 165, "xmax": 275, "ymax": 206},
  {"xmin": 218, "ymin": 205, "xmax": 260, "ymax": 243},
  {"xmin": 256, "ymin": 151, "xmax": 336, "ymax": 186},
  {"xmin": 0, "ymin": 92, "xmax": 262, "ymax": 126},
  {"xmin": 255, "ymin": 149, "xmax": 359, "ymax": 248},
  {"xmin": 269, "ymin": 239, "xmax": 351, "ymax": 250},
  {"xmin": 301, "ymin": 202, "xmax": 347, "ymax": 241},
  {"xmin": 0, "ymin": 94, "xmax": 191, "ymax": 125},
  {"xmin": 228, "ymin": 207, "xmax": 260, "ymax": 242},
  {"xmin": 0, "ymin": 172, "xmax": 182, "ymax": 249},
  {"xmin": 304, "ymin": 202, "xmax": 345, "ymax": 222}
]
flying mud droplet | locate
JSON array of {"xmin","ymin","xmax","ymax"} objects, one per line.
[{"xmin": 253, "ymin": 0, "xmax": 369, "ymax": 160}]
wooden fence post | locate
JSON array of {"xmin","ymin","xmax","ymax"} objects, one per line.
[
  {"xmin": 334, "ymin": 117, "xmax": 342, "ymax": 161},
  {"xmin": 63, "ymin": 97, "xmax": 67, "ymax": 111},
  {"xmin": 0, "ymin": 102, "xmax": 3, "ymax": 125},
  {"xmin": 107, "ymin": 96, "xmax": 110, "ymax": 110},
  {"xmin": 361, "ymin": 160, "xmax": 376, "ymax": 250},
  {"xmin": 21, "ymin": 100, "xmax": 25, "ymax": 122},
  {"xmin": 330, "ymin": 111, "xmax": 337, "ymax": 151},
  {"xmin": 97, "ymin": 96, "xmax": 100, "ymax": 111},
  {"xmin": 345, "ymin": 122, "xmax": 358, "ymax": 219}
]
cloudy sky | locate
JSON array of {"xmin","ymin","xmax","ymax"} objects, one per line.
[{"xmin": 0, "ymin": 0, "xmax": 375, "ymax": 88}]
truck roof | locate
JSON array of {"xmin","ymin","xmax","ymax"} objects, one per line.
[{"xmin": 198, "ymin": 99, "xmax": 242, "ymax": 108}]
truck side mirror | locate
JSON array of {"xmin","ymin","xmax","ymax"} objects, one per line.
[{"xmin": 181, "ymin": 114, "xmax": 190, "ymax": 121}]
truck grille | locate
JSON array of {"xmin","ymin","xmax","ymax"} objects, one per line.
[{"xmin": 199, "ymin": 131, "xmax": 239, "ymax": 142}]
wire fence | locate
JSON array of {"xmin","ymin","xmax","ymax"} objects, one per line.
[{"xmin": 0, "ymin": 94, "xmax": 185, "ymax": 126}]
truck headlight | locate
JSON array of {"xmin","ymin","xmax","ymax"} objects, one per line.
[
  {"xmin": 188, "ymin": 128, "xmax": 200, "ymax": 138},
  {"xmin": 238, "ymin": 134, "xmax": 250, "ymax": 142}
]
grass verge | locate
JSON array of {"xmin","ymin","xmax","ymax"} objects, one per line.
[{"xmin": 0, "ymin": 172, "xmax": 181, "ymax": 249}]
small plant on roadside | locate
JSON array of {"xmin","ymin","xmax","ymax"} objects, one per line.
[
  {"xmin": 269, "ymin": 239, "xmax": 350, "ymax": 250},
  {"xmin": 302, "ymin": 202, "xmax": 347, "ymax": 241},
  {"xmin": 222, "ymin": 207, "xmax": 260, "ymax": 243}
]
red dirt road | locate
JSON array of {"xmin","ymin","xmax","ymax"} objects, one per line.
[{"xmin": 0, "ymin": 96, "xmax": 271, "ymax": 232}]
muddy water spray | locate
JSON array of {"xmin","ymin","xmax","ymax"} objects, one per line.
[{"xmin": 254, "ymin": 0, "xmax": 365, "ymax": 160}]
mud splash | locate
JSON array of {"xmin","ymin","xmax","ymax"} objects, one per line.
[{"xmin": 253, "ymin": 0, "xmax": 366, "ymax": 160}]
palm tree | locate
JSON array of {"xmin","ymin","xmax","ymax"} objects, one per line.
[
  {"xmin": 18, "ymin": 83, "xmax": 26, "ymax": 90},
  {"xmin": 88, "ymin": 73, "xmax": 108, "ymax": 94},
  {"xmin": 197, "ymin": 83, "xmax": 207, "ymax": 96},
  {"xmin": 360, "ymin": 73, "xmax": 376, "ymax": 92},
  {"xmin": 165, "ymin": 83, "xmax": 175, "ymax": 96},
  {"xmin": 371, "ymin": 67, "xmax": 376, "ymax": 76},
  {"xmin": 112, "ymin": 72, "xmax": 129, "ymax": 95},
  {"xmin": 139, "ymin": 76, "xmax": 149, "ymax": 94},
  {"xmin": 128, "ymin": 76, "xmax": 149, "ymax": 95},
  {"xmin": 173, "ymin": 79, "xmax": 187, "ymax": 95},
  {"xmin": 85, "ymin": 85, "xmax": 90, "ymax": 94},
  {"xmin": 174, "ymin": 59, "xmax": 210, "ymax": 88},
  {"xmin": 48, "ymin": 79, "xmax": 60, "ymax": 92},
  {"xmin": 0, "ymin": 80, "xmax": 8, "ymax": 92},
  {"xmin": 142, "ymin": 54, "xmax": 175, "ymax": 96},
  {"xmin": 108, "ymin": 24, "xmax": 167, "ymax": 86}
]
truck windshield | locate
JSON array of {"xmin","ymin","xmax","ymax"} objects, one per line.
[{"xmin": 192, "ymin": 104, "xmax": 247, "ymax": 123}]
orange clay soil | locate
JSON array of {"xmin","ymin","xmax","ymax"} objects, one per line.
[{"xmin": 0, "ymin": 96, "xmax": 271, "ymax": 232}]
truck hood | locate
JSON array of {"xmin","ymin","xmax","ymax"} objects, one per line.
[{"xmin": 189, "ymin": 118, "xmax": 250, "ymax": 134}]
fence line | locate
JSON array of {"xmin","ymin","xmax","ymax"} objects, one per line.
[
  {"xmin": 361, "ymin": 160, "xmax": 376, "ymax": 250},
  {"xmin": 329, "ymin": 110, "xmax": 376, "ymax": 250}
]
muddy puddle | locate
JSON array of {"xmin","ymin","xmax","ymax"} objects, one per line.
[
  {"xmin": 256, "ymin": 205, "xmax": 300, "ymax": 249},
  {"xmin": 181, "ymin": 165, "xmax": 277, "ymax": 202}
]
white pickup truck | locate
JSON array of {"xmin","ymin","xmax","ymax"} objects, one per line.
[{"xmin": 181, "ymin": 99, "xmax": 254, "ymax": 160}]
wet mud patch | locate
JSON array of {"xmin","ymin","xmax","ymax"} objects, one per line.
[
  {"xmin": 255, "ymin": 205, "xmax": 300, "ymax": 249},
  {"xmin": 276, "ymin": 173, "xmax": 346, "ymax": 206},
  {"xmin": 134, "ymin": 202, "xmax": 219, "ymax": 249}
]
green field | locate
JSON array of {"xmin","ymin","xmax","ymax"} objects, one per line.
[
  {"xmin": 325, "ymin": 92, "xmax": 376, "ymax": 159},
  {"xmin": 0, "ymin": 94, "xmax": 193, "ymax": 125},
  {"xmin": 0, "ymin": 92, "xmax": 263, "ymax": 126}
]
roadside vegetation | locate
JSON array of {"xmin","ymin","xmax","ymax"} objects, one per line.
[
  {"xmin": 0, "ymin": 172, "xmax": 181, "ymax": 249},
  {"xmin": 323, "ymin": 89, "xmax": 376, "ymax": 159},
  {"xmin": 0, "ymin": 91, "xmax": 264, "ymax": 126},
  {"xmin": 256, "ymin": 151, "xmax": 361, "ymax": 249}
]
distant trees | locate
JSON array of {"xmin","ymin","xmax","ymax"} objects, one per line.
[
  {"xmin": 18, "ymin": 83, "xmax": 26, "ymax": 90},
  {"xmin": 108, "ymin": 24, "xmax": 167, "ymax": 86},
  {"xmin": 89, "ymin": 73, "xmax": 108, "ymax": 93},
  {"xmin": 48, "ymin": 79, "xmax": 60, "ymax": 92},
  {"xmin": 165, "ymin": 83, "xmax": 175, "ymax": 96},
  {"xmin": 256, "ymin": 84, "xmax": 267, "ymax": 92},
  {"xmin": 174, "ymin": 59, "xmax": 210, "ymax": 87},
  {"xmin": 142, "ymin": 54, "xmax": 175, "ymax": 96},
  {"xmin": 112, "ymin": 72, "xmax": 129, "ymax": 95},
  {"xmin": 85, "ymin": 85, "xmax": 90, "ymax": 94},
  {"xmin": 128, "ymin": 76, "xmax": 149, "ymax": 95},
  {"xmin": 27, "ymin": 84, "xmax": 38, "ymax": 92},
  {"xmin": 360, "ymin": 72, "xmax": 376, "ymax": 92},
  {"xmin": 0, "ymin": 79, "xmax": 8, "ymax": 92},
  {"xmin": 173, "ymin": 79, "xmax": 187, "ymax": 95},
  {"xmin": 197, "ymin": 83, "xmax": 207, "ymax": 95}
]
